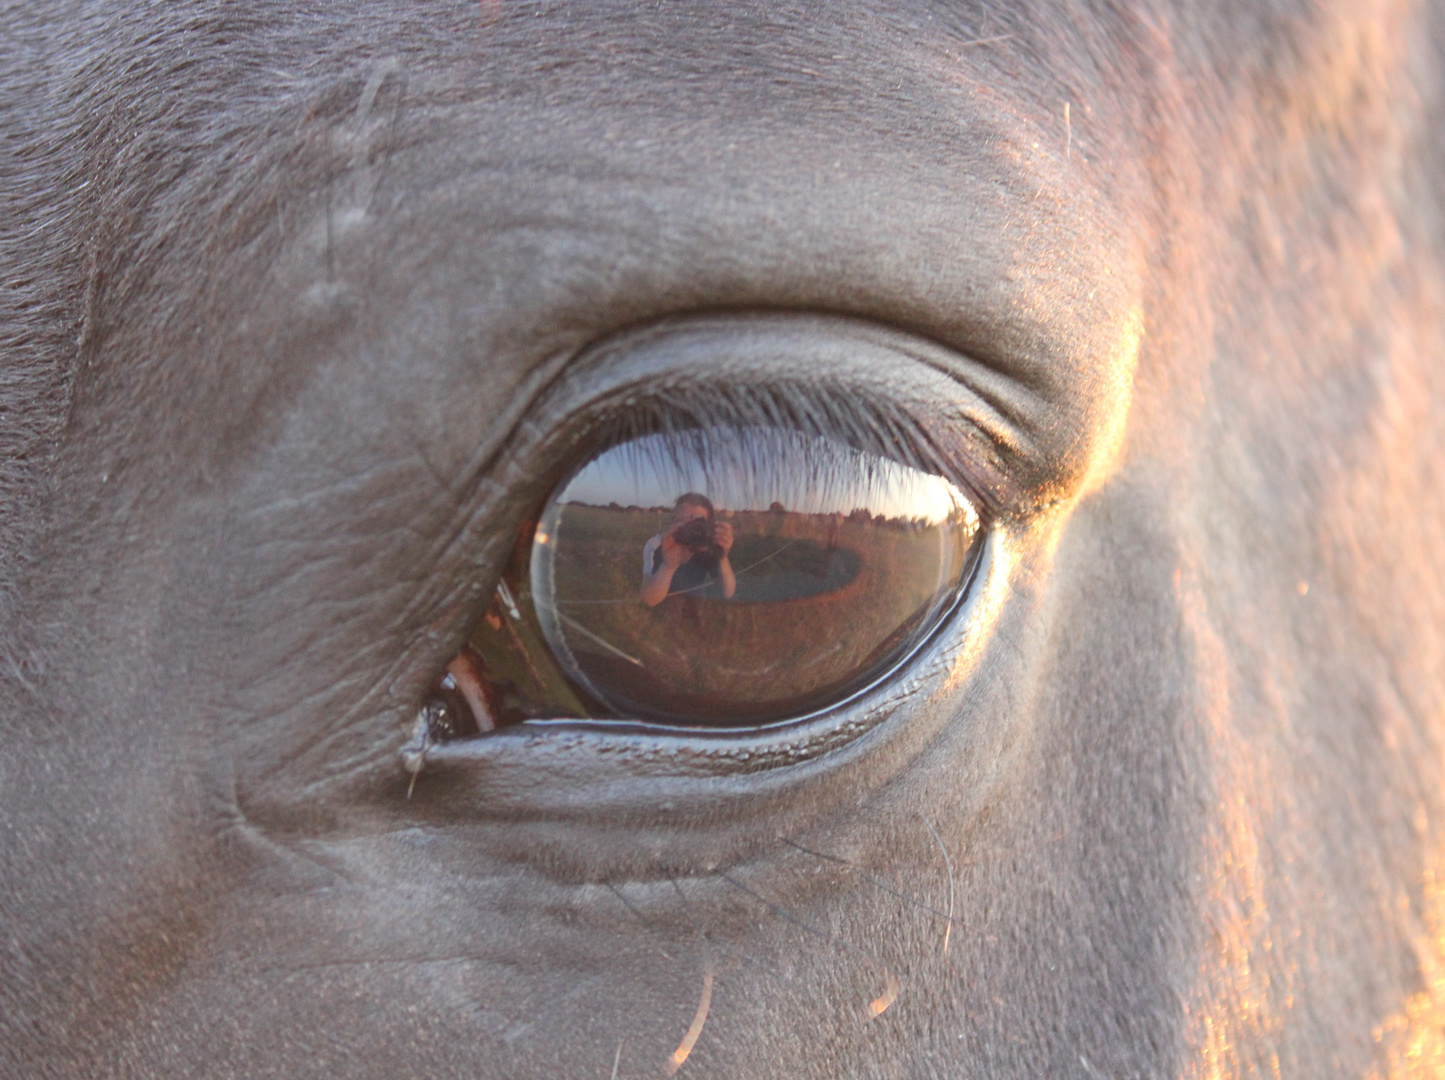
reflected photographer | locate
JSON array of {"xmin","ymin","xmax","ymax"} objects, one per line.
[{"xmin": 639, "ymin": 493, "xmax": 736, "ymax": 607}]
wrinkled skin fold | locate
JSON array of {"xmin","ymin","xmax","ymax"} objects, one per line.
[{"xmin": 2, "ymin": 1, "xmax": 1444, "ymax": 1077}]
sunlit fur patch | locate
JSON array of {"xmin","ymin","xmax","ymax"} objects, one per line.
[
  {"xmin": 1367, "ymin": 866, "xmax": 1445, "ymax": 1078},
  {"xmin": 1078, "ymin": 302, "xmax": 1142, "ymax": 498},
  {"xmin": 1176, "ymin": 560, "xmax": 1284, "ymax": 1080}
]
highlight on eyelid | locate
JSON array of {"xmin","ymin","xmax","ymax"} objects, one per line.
[{"xmin": 420, "ymin": 425, "xmax": 984, "ymax": 734}]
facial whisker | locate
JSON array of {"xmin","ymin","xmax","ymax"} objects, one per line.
[
  {"xmin": 665, "ymin": 876, "xmax": 821, "ymax": 1006},
  {"xmin": 780, "ymin": 836, "xmax": 963, "ymax": 927},
  {"xmin": 918, "ymin": 815, "xmax": 956, "ymax": 955},
  {"xmin": 716, "ymin": 871, "xmax": 903, "ymax": 1017},
  {"xmin": 604, "ymin": 881, "xmax": 677, "ymax": 961}
]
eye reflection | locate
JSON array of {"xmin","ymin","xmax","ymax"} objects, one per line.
[{"xmin": 426, "ymin": 427, "xmax": 983, "ymax": 734}]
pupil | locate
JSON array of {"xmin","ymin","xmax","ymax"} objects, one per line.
[{"xmin": 526, "ymin": 427, "xmax": 981, "ymax": 727}]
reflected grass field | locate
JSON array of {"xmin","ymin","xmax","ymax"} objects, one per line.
[{"xmin": 547, "ymin": 503, "xmax": 960, "ymax": 719}]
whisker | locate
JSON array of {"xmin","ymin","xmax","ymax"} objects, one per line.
[
  {"xmin": 717, "ymin": 871, "xmax": 903, "ymax": 1018},
  {"xmin": 604, "ymin": 881, "xmax": 676, "ymax": 961},
  {"xmin": 667, "ymin": 876, "xmax": 825, "ymax": 1008},
  {"xmin": 664, "ymin": 944, "xmax": 714, "ymax": 1075},
  {"xmin": 869, "ymin": 969, "xmax": 901, "ymax": 1018},
  {"xmin": 610, "ymin": 1040, "xmax": 623, "ymax": 1080},
  {"xmin": 919, "ymin": 815, "xmax": 956, "ymax": 956},
  {"xmin": 555, "ymin": 611, "xmax": 645, "ymax": 666},
  {"xmin": 779, "ymin": 836, "xmax": 957, "ymax": 923}
]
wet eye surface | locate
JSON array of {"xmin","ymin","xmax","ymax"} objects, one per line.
[{"xmin": 429, "ymin": 425, "xmax": 984, "ymax": 734}]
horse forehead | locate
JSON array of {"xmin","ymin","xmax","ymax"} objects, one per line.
[{"xmin": 42, "ymin": 4, "xmax": 1168, "ymax": 539}]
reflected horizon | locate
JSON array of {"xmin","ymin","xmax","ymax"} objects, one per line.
[{"xmin": 520, "ymin": 426, "xmax": 984, "ymax": 725}]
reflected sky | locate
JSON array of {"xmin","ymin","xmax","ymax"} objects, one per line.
[{"xmin": 562, "ymin": 428, "xmax": 974, "ymax": 526}]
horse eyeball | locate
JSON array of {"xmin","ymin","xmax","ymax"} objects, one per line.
[{"xmin": 424, "ymin": 426, "xmax": 983, "ymax": 733}]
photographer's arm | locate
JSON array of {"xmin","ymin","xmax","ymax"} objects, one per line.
[
  {"xmin": 639, "ymin": 564, "xmax": 676, "ymax": 607},
  {"xmin": 717, "ymin": 556, "xmax": 736, "ymax": 600},
  {"xmin": 640, "ymin": 530, "xmax": 685, "ymax": 607},
  {"xmin": 714, "ymin": 521, "xmax": 736, "ymax": 599}
]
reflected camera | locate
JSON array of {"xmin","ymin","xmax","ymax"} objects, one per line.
[{"xmin": 673, "ymin": 518, "xmax": 719, "ymax": 556}]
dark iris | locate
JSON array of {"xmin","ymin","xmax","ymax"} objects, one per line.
[
  {"xmin": 423, "ymin": 426, "xmax": 983, "ymax": 734},
  {"xmin": 418, "ymin": 676, "xmax": 482, "ymax": 742}
]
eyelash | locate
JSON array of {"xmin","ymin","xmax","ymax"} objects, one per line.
[{"xmin": 583, "ymin": 379, "xmax": 986, "ymax": 515}]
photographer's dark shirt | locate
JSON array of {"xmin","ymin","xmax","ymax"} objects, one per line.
[{"xmin": 643, "ymin": 535, "xmax": 725, "ymax": 599}]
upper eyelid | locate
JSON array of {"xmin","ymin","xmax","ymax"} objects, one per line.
[{"xmin": 512, "ymin": 315, "xmax": 1053, "ymax": 523}]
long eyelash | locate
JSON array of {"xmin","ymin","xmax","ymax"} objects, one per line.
[{"xmin": 588, "ymin": 381, "xmax": 987, "ymax": 512}]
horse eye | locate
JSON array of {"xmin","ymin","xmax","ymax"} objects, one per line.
[{"xmin": 423, "ymin": 426, "xmax": 983, "ymax": 735}]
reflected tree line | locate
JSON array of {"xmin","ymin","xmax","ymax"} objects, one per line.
[{"xmin": 594, "ymin": 499, "xmax": 956, "ymax": 531}]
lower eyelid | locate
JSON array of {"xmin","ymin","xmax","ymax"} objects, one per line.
[{"xmin": 404, "ymin": 528, "xmax": 1004, "ymax": 836}]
